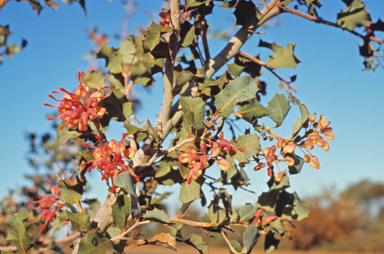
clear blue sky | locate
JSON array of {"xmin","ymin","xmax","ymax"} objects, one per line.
[{"xmin": 1, "ymin": 0, "xmax": 383, "ymax": 210}]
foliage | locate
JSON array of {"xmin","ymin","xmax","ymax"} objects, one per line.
[{"xmin": 1, "ymin": 0, "xmax": 383, "ymax": 253}]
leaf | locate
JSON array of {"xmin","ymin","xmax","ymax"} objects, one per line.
[
  {"xmin": 257, "ymin": 171, "xmax": 290, "ymax": 209},
  {"xmin": 337, "ymin": 0, "xmax": 371, "ymax": 31},
  {"xmin": 82, "ymin": 70, "xmax": 105, "ymax": 90},
  {"xmin": 238, "ymin": 99, "xmax": 268, "ymax": 121},
  {"xmin": 179, "ymin": 178, "xmax": 203, "ymax": 204},
  {"xmin": 58, "ymin": 179, "xmax": 84, "ymax": 206},
  {"xmin": 123, "ymin": 115, "xmax": 159, "ymax": 141},
  {"xmin": 258, "ymin": 40, "xmax": 300, "ymax": 69},
  {"xmin": 233, "ymin": 0, "xmax": 260, "ymax": 29},
  {"xmin": 59, "ymin": 210, "xmax": 90, "ymax": 233},
  {"xmin": 288, "ymin": 154, "xmax": 304, "ymax": 175},
  {"xmin": 143, "ymin": 208, "xmax": 171, "ymax": 224},
  {"xmin": 6, "ymin": 209, "xmax": 33, "ymax": 254},
  {"xmin": 215, "ymin": 76, "xmax": 258, "ymax": 118},
  {"xmin": 56, "ymin": 123, "xmax": 82, "ymax": 145},
  {"xmin": 243, "ymin": 224, "xmax": 260, "ymax": 254},
  {"xmin": 172, "ymin": 66, "xmax": 197, "ymax": 95},
  {"xmin": 111, "ymin": 194, "xmax": 131, "ymax": 230},
  {"xmin": 185, "ymin": 233, "xmax": 208, "ymax": 253},
  {"xmin": 180, "ymin": 21, "xmax": 196, "ymax": 48},
  {"xmin": 230, "ymin": 133, "xmax": 260, "ymax": 163},
  {"xmin": 292, "ymin": 103, "xmax": 310, "ymax": 136},
  {"xmin": 267, "ymin": 93, "xmax": 291, "ymax": 127},
  {"xmin": 228, "ymin": 240, "xmax": 242, "ymax": 254},
  {"xmin": 180, "ymin": 97, "xmax": 206, "ymax": 130},
  {"xmin": 23, "ymin": 0, "xmax": 43, "ymax": 14},
  {"xmin": 78, "ymin": 231, "xmax": 114, "ymax": 254},
  {"xmin": 138, "ymin": 232, "xmax": 177, "ymax": 250},
  {"xmin": 44, "ymin": 0, "xmax": 59, "ymax": 9},
  {"xmin": 264, "ymin": 234, "xmax": 280, "ymax": 253},
  {"xmin": 114, "ymin": 171, "xmax": 141, "ymax": 218},
  {"xmin": 239, "ymin": 203, "xmax": 256, "ymax": 222},
  {"xmin": 185, "ymin": 0, "xmax": 211, "ymax": 8},
  {"xmin": 100, "ymin": 88, "xmax": 129, "ymax": 123},
  {"xmin": 144, "ymin": 22, "xmax": 172, "ymax": 51},
  {"xmin": 96, "ymin": 44, "xmax": 122, "ymax": 74}
]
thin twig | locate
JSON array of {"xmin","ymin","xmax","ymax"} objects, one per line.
[
  {"xmin": 110, "ymin": 220, "xmax": 151, "ymax": 242},
  {"xmin": 170, "ymin": 217, "xmax": 213, "ymax": 228},
  {"xmin": 282, "ymin": 6, "xmax": 384, "ymax": 44},
  {"xmin": 221, "ymin": 230, "xmax": 241, "ymax": 254},
  {"xmin": 239, "ymin": 51, "xmax": 298, "ymax": 93}
]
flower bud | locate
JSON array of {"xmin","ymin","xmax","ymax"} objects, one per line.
[
  {"xmin": 283, "ymin": 143, "xmax": 296, "ymax": 154},
  {"xmin": 275, "ymin": 171, "xmax": 284, "ymax": 182},
  {"xmin": 310, "ymin": 113, "xmax": 316, "ymax": 122},
  {"xmin": 262, "ymin": 215, "xmax": 278, "ymax": 226},
  {"xmin": 324, "ymin": 131, "xmax": 335, "ymax": 140},
  {"xmin": 310, "ymin": 156, "xmax": 320, "ymax": 169},
  {"xmin": 217, "ymin": 158, "xmax": 231, "ymax": 171}
]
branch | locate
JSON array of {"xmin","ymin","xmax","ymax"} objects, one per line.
[
  {"xmin": 155, "ymin": 0, "xmax": 181, "ymax": 133},
  {"xmin": 170, "ymin": 216, "xmax": 213, "ymax": 228},
  {"xmin": 282, "ymin": 7, "xmax": 384, "ymax": 44},
  {"xmin": 221, "ymin": 230, "xmax": 241, "ymax": 254},
  {"xmin": 239, "ymin": 51, "xmax": 298, "ymax": 93},
  {"xmin": 110, "ymin": 220, "xmax": 151, "ymax": 242}
]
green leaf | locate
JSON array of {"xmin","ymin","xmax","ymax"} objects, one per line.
[
  {"xmin": 267, "ymin": 93, "xmax": 291, "ymax": 127},
  {"xmin": 143, "ymin": 208, "xmax": 171, "ymax": 224},
  {"xmin": 228, "ymin": 239, "xmax": 242, "ymax": 254},
  {"xmin": 59, "ymin": 210, "xmax": 90, "ymax": 233},
  {"xmin": 144, "ymin": 22, "xmax": 172, "ymax": 51},
  {"xmin": 215, "ymin": 76, "xmax": 258, "ymax": 118},
  {"xmin": 292, "ymin": 103, "xmax": 310, "ymax": 136},
  {"xmin": 180, "ymin": 22, "xmax": 196, "ymax": 48},
  {"xmin": 259, "ymin": 40, "xmax": 300, "ymax": 69},
  {"xmin": 6, "ymin": 209, "xmax": 33, "ymax": 254},
  {"xmin": 185, "ymin": 233, "xmax": 208, "ymax": 253},
  {"xmin": 58, "ymin": 179, "xmax": 84, "ymax": 206},
  {"xmin": 257, "ymin": 171, "xmax": 290, "ymax": 209},
  {"xmin": 96, "ymin": 44, "xmax": 123, "ymax": 74},
  {"xmin": 243, "ymin": 224, "xmax": 260, "ymax": 254},
  {"xmin": 179, "ymin": 179, "xmax": 203, "ymax": 204},
  {"xmin": 24, "ymin": 0, "xmax": 43, "ymax": 14},
  {"xmin": 120, "ymin": 39, "xmax": 138, "ymax": 64},
  {"xmin": 172, "ymin": 66, "xmax": 197, "ymax": 96},
  {"xmin": 239, "ymin": 203, "xmax": 256, "ymax": 222},
  {"xmin": 114, "ymin": 171, "xmax": 141, "ymax": 218},
  {"xmin": 185, "ymin": 0, "xmax": 211, "ymax": 8},
  {"xmin": 180, "ymin": 97, "xmax": 206, "ymax": 130},
  {"xmin": 78, "ymin": 231, "xmax": 114, "ymax": 254},
  {"xmin": 111, "ymin": 194, "xmax": 131, "ymax": 230},
  {"xmin": 100, "ymin": 88, "xmax": 129, "ymax": 123},
  {"xmin": 230, "ymin": 133, "xmax": 260, "ymax": 163},
  {"xmin": 337, "ymin": 0, "xmax": 371, "ymax": 31},
  {"xmin": 238, "ymin": 99, "xmax": 268, "ymax": 121},
  {"xmin": 56, "ymin": 123, "xmax": 82, "ymax": 145},
  {"xmin": 82, "ymin": 70, "xmax": 105, "ymax": 90}
]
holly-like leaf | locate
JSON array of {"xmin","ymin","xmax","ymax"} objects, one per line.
[
  {"xmin": 137, "ymin": 232, "xmax": 177, "ymax": 250},
  {"xmin": 230, "ymin": 133, "xmax": 260, "ymax": 163},
  {"xmin": 58, "ymin": 180, "xmax": 84, "ymax": 207},
  {"xmin": 6, "ymin": 209, "xmax": 33, "ymax": 254},
  {"xmin": 267, "ymin": 93, "xmax": 291, "ymax": 127},
  {"xmin": 59, "ymin": 210, "xmax": 90, "ymax": 233},
  {"xmin": 78, "ymin": 231, "xmax": 114, "ymax": 254},
  {"xmin": 185, "ymin": 0, "xmax": 211, "ymax": 9},
  {"xmin": 258, "ymin": 40, "xmax": 300, "ymax": 69},
  {"xmin": 82, "ymin": 70, "xmax": 105, "ymax": 90},
  {"xmin": 144, "ymin": 22, "xmax": 172, "ymax": 51},
  {"xmin": 23, "ymin": 0, "xmax": 43, "ymax": 14},
  {"xmin": 337, "ymin": 0, "xmax": 371, "ymax": 31},
  {"xmin": 100, "ymin": 88, "xmax": 129, "ymax": 123},
  {"xmin": 111, "ymin": 194, "xmax": 131, "ymax": 230},
  {"xmin": 257, "ymin": 171, "xmax": 290, "ymax": 209},
  {"xmin": 143, "ymin": 208, "xmax": 171, "ymax": 224},
  {"xmin": 180, "ymin": 21, "xmax": 196, "ymax": 48},
  {"xmin": 180, "ymin": 97, "xmax": 206, "ymax": 130},
  {"xmin": 179, "ymin": 178, "xmax": 203, "ymax": 204},
  {"xmin": 233, "ymin": 0, "xmax": 260, "ymax": 29},
  {"xmin": 96, "ymin": 44, "xmax": 123, "ymax": 74},
  {"xmin": 172, "ymin": 65, "xmax": 197, "ymax": 95},
  {"xmin": 243, "ymin": 224, "xmax": 260, "ymax": 254},
  {"xmin": 215, "ymin": 75, "xmax": 258, "ymax": 118},
  {"xmin": 185, "ymin": 233, "xmax": 208, "ymax": 253},
  {"xmin": 238, "ymin": 203, "xmax": 256, "ymax": 222},
  {"xmin": 114, "ymin": 171, "xmax": 141, "ymax": 218},
  {"xmin": 292, "ymin": 103, "xmax": 310, "ymax": 136},
  {"xmin": 227, "ymin": 239, "xmax": 242, "ymax": 254},
  {"xmin": 238, "ymin": 99, "xmax": 268, "ymax": 121},
  {"xmin": 56, "ymin": 123, "xmax": 82, "ymax": 145}
]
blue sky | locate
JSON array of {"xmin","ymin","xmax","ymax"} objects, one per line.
[{"xmin": 0, "ymin": 0, "xmax": 383, "ymax": 210}]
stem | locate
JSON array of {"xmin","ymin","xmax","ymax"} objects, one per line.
[
  {"xmin": 239, "ymin": 51, "xmax": 298, "ymax": 93},
  {"xmin": 201, "ymin": 16, "xmax": 210, "ymax": 64},
  {"xmin": 110, "ymin": 220, "xmax": 151, "ymax": 242},
  {"xmin": 282, "ymin": 6, "xmax": 384, "ymax": 44},
  {"xmin": 170, "ymin": 216, "xmax": 213, "ymax": 228},
  {"xmin": 221, "ymin": 230, "xmax": 241, "ymax": 254},
  {"xmin": 155, "ymin": 0, "xmax": 180, "ymax": 133}
]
